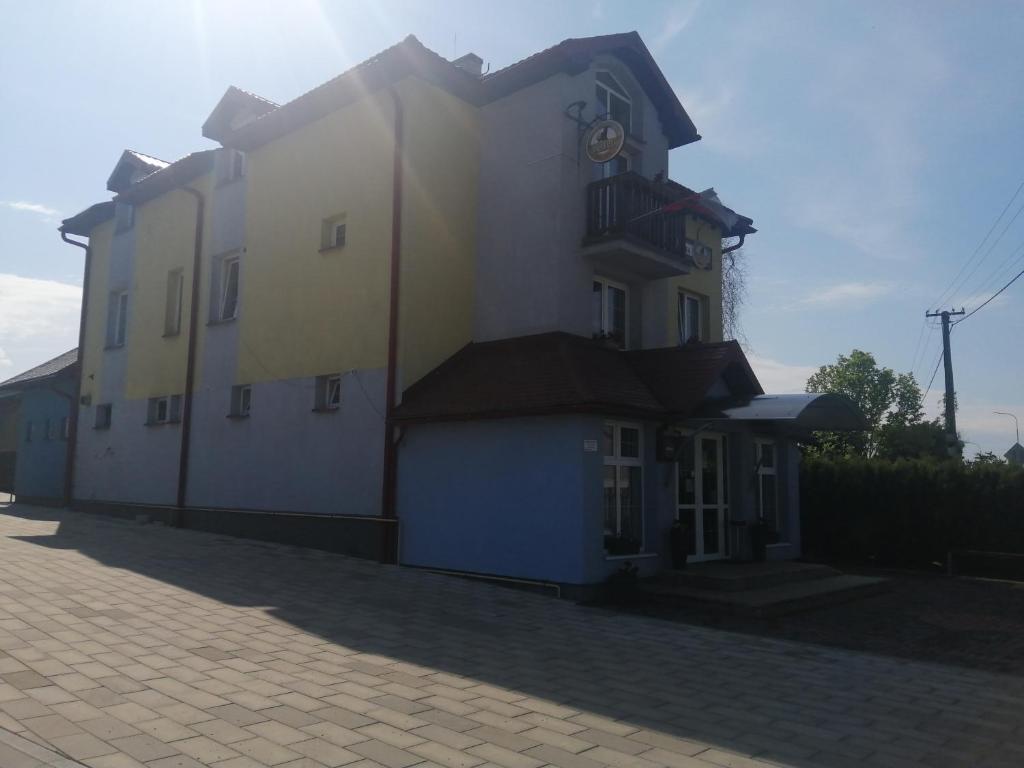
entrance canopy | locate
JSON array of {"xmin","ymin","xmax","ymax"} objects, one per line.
[{"xmin": 697, "ymin": 393, "xmax": 868, "ymax": 432}]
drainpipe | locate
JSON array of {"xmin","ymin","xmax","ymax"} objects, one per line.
[
  {"xmin": 59, "ymin": 232, "xmax": 92, "ymax": 508},
  {"xmin": 175, "ymin": 187, "xmax": 205, "ymax": 523},
  {"xmin": 722, "ymin": 233, "xmax": 746, "ymax": 254},
  {"xmin": 379, "ymin": 86, "xmax": 404, "ymax": 564}
]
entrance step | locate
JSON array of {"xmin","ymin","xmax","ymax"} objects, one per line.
[
  {"xmin": 643, "ymin": 573, "xmax": 888, "ymax": 618},
  {"xmin": 657, "ymin": 560, "xmax": 838, "ymax": 592}
]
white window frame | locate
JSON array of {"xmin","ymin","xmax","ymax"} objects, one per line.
[
  {"xmin": 223, "ymin": 149, "xmax": 246, "ymax": 183},
  {"xmin": 314, "ymin": 374, "xmax": 342, "ymax": 412},
  {"xmin": 165, "ymin": 269, "xmax": 184, "ymax": 336},
  {"xmin": 321, "ymin": 213, "xmax": 347, "ymax": 251},
  {"xmin": 114, "ymin": 203, "xmax": 134, "ymax": 233},
  {"xmin": 219, "ymin": 256, "xmax": 240, "ymax": 322},
  {"xmin": 593, "ymin": 277, "xmax": 630, "ymax": 349},
  {"xmin": 109, "ymin": 290, "xmax": 129, "ymax": 348},
  {"xmin": 595, "ymin": 70, "xmax": 632, "ymax": 134},
  {"xmin": 602, "ymin": 421, "xmax": 644, "ymax": 555},
  {"xmin": 754, "ymin": 438, "xmax": 780, "ymax": 536},
  {"xmin": 678, "ymin": 290, "xmax": 705, "ymax": 344},
  {"xmin": 148, "ymin": 395, "xmax": 182, "ymax": 426},
  {"xmin": 230, "ymin": 384, "xmax": 252, "ymax": 418}
]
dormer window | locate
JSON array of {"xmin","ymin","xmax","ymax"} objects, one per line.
[{"xmin": 595, "ymin": 71, "xmax": 632, "ymax": 134}]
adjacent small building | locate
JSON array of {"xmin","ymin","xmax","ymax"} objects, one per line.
[
  {"xmin": 0, "ymin": 350, "xmax": 78, "ymax": 506},
  {"xmin": 1006, "ymin": 443, "xmax": 1024, "ymax": 467}
]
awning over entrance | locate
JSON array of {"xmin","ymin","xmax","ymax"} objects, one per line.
[{"xmin": 697, "ymin": 393, "xmax": 868, "ymax": 431}]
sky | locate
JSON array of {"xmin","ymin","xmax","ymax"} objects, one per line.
[{"xmin": 1, "ymin": 0, "xmax": 1023, "ymax": 457}]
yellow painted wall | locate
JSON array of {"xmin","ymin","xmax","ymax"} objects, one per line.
[
  {"xmin": 239, "ymin": 77, "xmax": 480, "ymax": 387},
  {"xmin": 395, "ymin": 78, "xmax": 479, "ymax": 387},
  {"xmin": 124, "ymin": 178, "xmax": 211, "ymax": 399},
  {"xmin": 665, "ymin": 216, "xmax": 724, "ymax": 342},
  {"xmin": 79, "ymin": 220, "xmax": 113, "ymax": 405},
  {"xmin": 238, "ymin": 91, "xmax": 396, "ymax": 383}
]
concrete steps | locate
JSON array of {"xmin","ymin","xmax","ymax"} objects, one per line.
[{"xmin": 644, "ymin": 563, "xmax": 888, "ymax": 618}]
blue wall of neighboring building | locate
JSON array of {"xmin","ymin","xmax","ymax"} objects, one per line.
[
  {"xmin": 15, "ymin": 385, "xmax": 73, "ymax": 502},
  {"xmin": 398, "ymin": 416, "xmax": 593, "ymax": 584}
]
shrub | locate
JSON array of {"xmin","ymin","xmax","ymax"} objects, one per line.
[{"xmin": 801, "ymin": 456, "xmax": 1024, "ymax": 567}]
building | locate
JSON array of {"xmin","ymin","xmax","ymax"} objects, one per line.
[
  {"xmin": 59, "ymin": 33, "xmax": 863, "ymax": 588},
  {"xmin": 1006, "ymin": 443, "xmax": 1024, "ymax": 467},
  {"xmin": 0, "ymin": 350, "xmax": 79, "ymax": 506}
]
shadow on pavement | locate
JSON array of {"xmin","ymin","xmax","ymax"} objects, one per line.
[{"xmin": 5, "ymin": 503, "xmax": 1024, "ymax": 767}]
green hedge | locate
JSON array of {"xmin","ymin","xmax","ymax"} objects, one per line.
[{"xmin": 801, "ymin": 456, "xmax": 1024, "ymax": 567}]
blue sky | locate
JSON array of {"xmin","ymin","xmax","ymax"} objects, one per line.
[{"xmin": 1, "ymin": 1, "xmax": 1023, "ymax": 456}]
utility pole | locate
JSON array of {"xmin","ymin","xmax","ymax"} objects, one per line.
[{"xmin": 926, "ymin": 308, "xmax": 965, "ymax": 458}]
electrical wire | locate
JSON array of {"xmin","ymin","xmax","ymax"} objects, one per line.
[
  {"xmin": 922, "ymin": 348, "xmax": 944, "ymax": 406},
  {"xmin": 933, "ymin": 178, "xmax": 1024, "ymax": 309},
  {"xmin": 952, "ymin": 264, "xmax": 1024, "ymax": 327}
]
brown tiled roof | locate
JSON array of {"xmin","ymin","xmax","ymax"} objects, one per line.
[
  {"xmin": 60, "ymin": 202, "xmax": 114, "ymax": 236},
  {"xmin": 393, "ymin": 333, "xmax": 762, "ymax": 424},
  {"xmin": 0, "ymin": 349, "xmax": 78, "ymax": 390},
  {"xmin": 114, "ymin": 150, "xmax": 217, "ymax": 205}
]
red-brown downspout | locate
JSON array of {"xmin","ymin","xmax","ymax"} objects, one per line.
[
  {"xmin": 59, "ymin": 231, "xmax": 91, "ymax": 507},
  {"xmin": 175, "ymin": 187, "xmax": 205, "ymax": 522},
  {"xmin": 379, "ymin": 87, "xmax": 404, "ymax": 564}
]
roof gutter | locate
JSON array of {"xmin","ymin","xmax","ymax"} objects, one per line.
[
  {"xmin": 722, "ymin": 233, "xmax": 746, "ymax": 255},
  {"xmin": 379, "ymin": 86, "xmax": 404, "ymax": 564},
  {"xmin": 59, "ymin": 232, "xmax": 91, "ymax": 507},
  {"xmin": 175, "ymin": 187, "xmax": 205, "ymax": 522}
]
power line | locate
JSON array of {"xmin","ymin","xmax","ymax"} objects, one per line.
[
  {"xmin": 946, "ymin": 198, "xmax": 1024, "ymax": 307},
  {"xmin": 933, "ymin": 178, "xmax": 1024, "ymax": 309},
  {"xmin": 922, "ymin": 347, "xmax": 944, "ymax": 404},
  {"xmin": 953, "ymin": 264, "xmax": 1024, "ymax": 326}
]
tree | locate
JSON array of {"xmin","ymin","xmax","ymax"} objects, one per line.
[
  {"xmin": 968, "ymin": 451, "xmax": 1005, "ymax": 467},
  {"xmin": 721, "ymin": 246, "xmax": 747, "ymax": 342},
  {"xmin": 805, "ymin": 350, "xmax": 927, "ymax": 458}
]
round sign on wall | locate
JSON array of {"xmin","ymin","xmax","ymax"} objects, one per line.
[{"xmin": 585, "ymin": 119, "xmax": 626, "ymax": 164}]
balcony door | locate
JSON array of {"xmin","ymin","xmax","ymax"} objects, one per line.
[{"xmin": 677, "ymin": 433, "xmax": 729, "ymax": 562}]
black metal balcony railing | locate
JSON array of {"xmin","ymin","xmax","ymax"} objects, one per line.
[{"xmin": 585, "ymin": 172, "xmax": 690, "ymax": 258}]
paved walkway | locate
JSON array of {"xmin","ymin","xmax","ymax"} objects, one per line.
[{"xmin": 0, "ymin": 504, "xmax": 1021, "ymax": 768}]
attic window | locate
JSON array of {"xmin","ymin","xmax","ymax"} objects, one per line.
[
  {"xmin": 219, "ymin": 149, "xmax": 246, "ymax": 184},
  {"xmin": 595, "ymin": 71, "xmax": 631, "ymax": 134}
]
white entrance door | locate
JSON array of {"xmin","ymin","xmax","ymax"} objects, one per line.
[{"xmin": 677, "ymin": 433, "xmax": 729, "ymax": 562}]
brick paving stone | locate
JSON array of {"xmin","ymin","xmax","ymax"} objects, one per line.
[{"xmin": 0, "ymin": 506, "xmax": 1023, "ymax": 768}]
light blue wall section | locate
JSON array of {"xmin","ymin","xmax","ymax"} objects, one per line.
[
  {"xmin": 398, "ymin": 416, "xmax": 591, "ymax": 583},
  {"xmin": 14, "ymin": 385, "xmax": 72, "ymax": 500},
  {"xmin": 397, "ymin": 415, "xmax": 668, "ymax": 585},
  {"xmin": 186, "ymin": 369, "xmax": 385, "ymax": 515}
]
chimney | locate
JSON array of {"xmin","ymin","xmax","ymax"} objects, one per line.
[{"xmin": 452, "ymin": 53, "xmax": 483, "ymax": 77}]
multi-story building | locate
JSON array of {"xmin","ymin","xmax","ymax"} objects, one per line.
[{"xmin": 60, "ymin": 33, "xmax": 862, "ymax": 589}]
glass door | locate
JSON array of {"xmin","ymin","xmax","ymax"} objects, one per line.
[{"xmin": 677, "ymin": 433, "xmax": 728, "ymax": 562}]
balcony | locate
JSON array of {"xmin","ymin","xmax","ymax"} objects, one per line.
[{"xmin": 583, "ymin": 172, "xmax": 694, "ymax": 279}]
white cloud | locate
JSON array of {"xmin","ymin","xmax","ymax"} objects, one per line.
[
  {"xmin": 3, "ymin": 200, "xmax": 60, "ymax": 218},
  {"xmin": 747, "ymin": 354, "xmax": 817, "ymax": 394},
  {"xmin": 800, "ymin": 281, "xmax": 894, "ymax": 307},
  {"xmin": 651, "ymin": 1, "xmax": 702, "ymax": 53},
  {"xmin": 0, "ymin": 274, "xmax": 81, "ymax": 380}
]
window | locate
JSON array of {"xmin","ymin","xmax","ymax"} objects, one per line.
[
  {"xmin": 603, "ymin": 422, "xmax": 644, "ymax": 555},
  {"xmin": 595, "ymin": 70, "xmax": 632, "ymax": 134},
  {"xmin": 107, "ymin": 291, "xmax": 129, "ymax": 348},
  {"xmin": 219, "ymin": 149, "xmax": 246, "ymax": 184},
  {"xmin": 114, "ymin": 203, "xmax": 135, "ymax": 233},
  {"xmin": 94, "ymin": 404, "xmax": 112, "ymax": 429},
  {"xmin": 678, "ymin": 291, "xmax": 706, "ymax": 344},
  {"xmin": 45, "ymin": 419, "xmax": 56, "ymax": 441},
  {"xmin": 25, "ymin": 421, "xmax": 33, "ymax": 443},
  {"xmin": 755, "ymin": 439, "xmax": 780, "ymax": 536},
  {"xmin": 321, "ymin": 213, "xmax": 347, "ymax": 251},
  {"xmin": 60, "ymin": 417, "xmax": 69, "ymax": 441},
  {"xmin": 592, "ymin": 278, "xmax": 629, "ymax": 349},
  {"xmin": 218, "ymin": 256, "xmax": 240, "ymax": 322},
  {"xmin": 314, "ymin": 374, "xmax": 342, "ymax": 411},
  {"xmin": 165, "ymin": 269, "xmax": 184, "ymax": 336},
  {"xmin": 147, "ymin": 395, "xmax": 182, "ymax": 425},
  {"xmin": 230, "ymin": 384, "xmax": 252, "ymax": 418}
]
